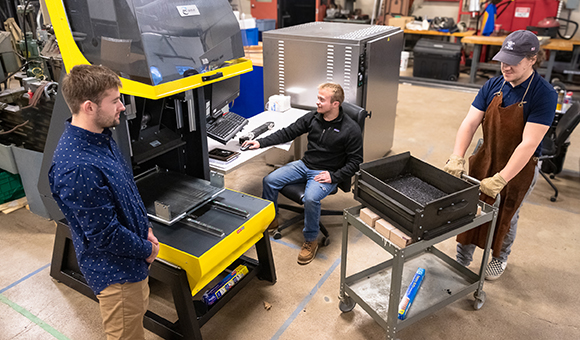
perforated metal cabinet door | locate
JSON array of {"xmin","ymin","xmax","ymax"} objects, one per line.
[{"xmin": 363, "ymin": 30, "xmax": 403, "ymax": 162}]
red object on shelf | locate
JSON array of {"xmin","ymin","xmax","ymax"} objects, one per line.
[
  {"xmin": 495, "ymin": 0, "xmax": 558, "ymax": 32},
  {"xmin": 457, "ymin": 0, "xmax": 558, "ymax": 34},
  {"xmin": 537, "ymin": 17, "xmax": 560, "ymax": 28}
]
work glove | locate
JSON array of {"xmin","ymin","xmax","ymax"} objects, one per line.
[
  {"xmin": 443, "ymin": 154, "xmax": 465, "ymax": 178},
  {"xmin": 480, "ymin": 173, "xmax": 507, "ymax": 199}
]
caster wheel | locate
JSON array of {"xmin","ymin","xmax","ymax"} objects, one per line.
[
  {"xmin": 449, "ymin": 75, "xmax": 458, "ymax": 81},
  {"xmin": 273, "ymin": 231, "xmax": 282, "ymax": 240},
  {"xmin": 550, "ymin": 196, "xmax": 557, "ymax": 202},
  {"xmin": 473, "ymin": 291, "xmax": 486, "ymax": 310},
  {"xmin": 339, "ymin": 296, "xmax": 356, "ymax": 313},
  {"xmin": 321, "ymin": 237, "xmax": 330, "ymax": 247}
]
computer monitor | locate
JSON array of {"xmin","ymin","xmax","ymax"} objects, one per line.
[{"xmin": 206, "ymin": 75, "xmax": 240, "ymax": 120}]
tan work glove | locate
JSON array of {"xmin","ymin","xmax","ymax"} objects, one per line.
[
  {"xmin": 443, "ymin": 154, "xmax": 465, "ymax": 178},
  {"xmin": 480, "ymin": 173, "xmax": 507, "ymax": 199}
]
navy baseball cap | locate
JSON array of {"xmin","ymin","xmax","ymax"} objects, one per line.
[{"xmin": 492, "ymin": 30, "xmax": 540, "ymax": 65}]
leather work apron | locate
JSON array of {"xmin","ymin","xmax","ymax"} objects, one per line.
[{"xmin": 457, "ymin": 78, "xmax": 537, "ymax": 258}]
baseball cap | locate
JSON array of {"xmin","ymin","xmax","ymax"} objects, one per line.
[{"xmin": 492, "ymin": 30, "xmax": 540, "ymax": 65}]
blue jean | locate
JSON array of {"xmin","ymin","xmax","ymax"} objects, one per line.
[
  {"xmin": 262, "ymin": 160, "xmax": 338, "ymax": 242},
  {"xmin": 457, "ymin": 166, "xmax": 539, "ymax": 265}
]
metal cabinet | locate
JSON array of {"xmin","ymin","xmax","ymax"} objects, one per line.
[{"xmin": 263, "ymin": 22, "xmax": 403, "ymax": 161}]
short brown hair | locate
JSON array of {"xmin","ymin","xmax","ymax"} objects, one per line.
[
  {"xmin": 61, "ymin": 64, "xmax": 122, "ymax": 114},
  {"xmin": 527, "ymin": 48, "xmax": 545, "ymax": 69},
  {"xmin": 318, "ymin": 82, "xmax": 345, "ymax": 105}
]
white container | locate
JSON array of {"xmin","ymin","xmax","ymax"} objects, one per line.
[
  {"xmin": 266, "ymin": 95, "xmax": 291, "ymax": 112},
  {"xmin": 238, "ymin": 18, "xmax": 256, "ymax": 29},
  {"xmin": 400, "ymin": 51, "xmax": 410, "ymax": 72}
]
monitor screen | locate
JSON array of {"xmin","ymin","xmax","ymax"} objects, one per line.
[{"xmin": 207, "ymin": 76, "xmax": 240, "ymax": 119}]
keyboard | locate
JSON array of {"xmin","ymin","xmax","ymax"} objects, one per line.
[{"xmin": 206, "ymin": 111, "xmax": 249, "ymax": 144}]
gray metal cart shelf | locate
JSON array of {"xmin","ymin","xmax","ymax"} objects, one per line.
[{"xmin": 338, "ymin": 201, "xmax": 498, "ymax": 340}]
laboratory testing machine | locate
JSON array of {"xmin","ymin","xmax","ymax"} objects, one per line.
[{"xmin": 37, "ymin": 1, "xmax": 276, "ymax": 339}]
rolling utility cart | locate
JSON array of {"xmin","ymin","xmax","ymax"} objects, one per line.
[{"xmin": 338, "ymin": 152, "xmax": 500, "ymax": 339}]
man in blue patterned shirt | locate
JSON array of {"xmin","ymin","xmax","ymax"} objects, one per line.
[{"xmin": 49, "ymin": 64, "xmax": 159, "ymax": 340}]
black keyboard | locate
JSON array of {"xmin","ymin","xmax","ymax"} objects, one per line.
[{"xmin": 207, "ymin": 111, "xmax": 249, "ymax": 144}]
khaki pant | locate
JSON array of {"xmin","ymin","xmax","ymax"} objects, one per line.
[{"xmin": 97, "ymin": 278, "xmax": 149, "ymax": 340}]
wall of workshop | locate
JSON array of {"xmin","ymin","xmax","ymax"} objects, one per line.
[
  {"xmin": 235, "ymin": 0, "xmax": 253, "ymax": 16},
  {"xmin": 412, "ymin": 2, "xmax": 458, "ymax": 21},
  {"xmin": 235, "ymin": 0, "xmax": 453, "ymax": 24},
  {"xmin": 347, "ymin": 0, "xmax": 580, "ymax": 41},
  {"xmin": 234, "ymin": 0, "xmax": 580, "ymax": 40},
  {"xmin": 559, "ymin": 8, "xmax": 580, "ymax": 40},
  {"xmin": 339, "ymin": 0, "xmax": 457, "ymax": 22},
  {"xmin": 235, "ymin": 0, "xmax": 378, "ymax": 18},
  {"xmin": 347, "ymin": 0, "xmax": 379, "ymax": 17}
]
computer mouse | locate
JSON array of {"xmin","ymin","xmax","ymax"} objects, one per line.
[{"xmin": 240, "ymin": 144, "xmax": 250, "ymax": 151}]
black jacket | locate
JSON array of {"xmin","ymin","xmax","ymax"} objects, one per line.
[{"xmin": 257, "ymin": 107, "xmax": 363, "ymax": 184}]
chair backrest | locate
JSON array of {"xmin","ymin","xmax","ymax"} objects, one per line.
[
  {"xmin": 341, "ymin": 101, "xmax": 368, "ymax": 135},
  {"xmin": 338, "ymin": 102, "xmax": 368, "ymax": 192},
  {"xmin": 554, "ymin": 101, "xmax": 580, "ymax": 148},
  {"xmin": 280, "ymin": 102, "xmax": 368, "ymax": 199}
]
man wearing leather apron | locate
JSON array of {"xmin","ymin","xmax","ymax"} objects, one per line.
[{"xmin": 444, "ymin": 30, "xmax": 557, "ymax": 280}]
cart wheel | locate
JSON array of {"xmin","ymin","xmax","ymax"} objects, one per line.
[
  {"xmin": 449, "ymin": 75, "xmax": 458, "ymax": 81},
  {"xmin": 550, "ymin": 196, "xmax": 557, "ymax": 202},
  {"xmin": 321, "ymin": 236, "xmax": 330, "ymax": 247},
  {"xmin": 473, "ymin": 291, "xmax": 486, "ymax": 310},
  {"xmin": 273, "ymin": 231, "xmax": 282, "ymax": 240},
  {"xmin": 339, "ymin": 296, "xmax": 356, "ymax": 313}
]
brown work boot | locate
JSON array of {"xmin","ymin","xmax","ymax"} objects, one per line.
[
  {"xmin": 267, "ymin": 217, "xmax": 278, "ymax": 231},
  {"xmin": 297, "ymin": 241, "xmax": 318, "ymax": 265}
]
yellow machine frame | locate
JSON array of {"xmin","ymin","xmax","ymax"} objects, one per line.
[
  {"xmin": 159, "ymin": 192, "xmax": 275, "ymax": 295},
  {"xmin": 45, "ymin": 1, "xmax": 268, "ymax": 296}
]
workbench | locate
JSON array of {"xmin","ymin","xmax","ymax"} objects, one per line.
[
  {"xmin": 243, "ymin": 42, "xmax": 263, "ymax": 67},
  {"xmin": 461, "ymin": 35, "xmax": 580, "ymax": 83},
  {"xmin": 404, "ymin": 29, "xmax": 475, "ymax": 40},
  {"xmin": 403, "ymin": 30, "xmax": 475, "ymax": 54}
]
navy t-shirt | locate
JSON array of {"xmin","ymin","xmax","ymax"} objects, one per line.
[{"xmin": 472, "ymin": 70, "xmax": 557, "ymax": 156}]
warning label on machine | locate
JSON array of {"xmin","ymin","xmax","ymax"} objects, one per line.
[{"xmin": 514, "ymin": 7, "xmax": 531, "ymax": 18}]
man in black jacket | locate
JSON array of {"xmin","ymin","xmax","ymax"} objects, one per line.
[{"xmin": 242, "ymin": 83, "xmax": 363, "ymax": 264}]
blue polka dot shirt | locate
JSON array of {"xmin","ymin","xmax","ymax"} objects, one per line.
[{"xmin": 49, "ymin": 121, "xmax": 152, "ymax": 295}]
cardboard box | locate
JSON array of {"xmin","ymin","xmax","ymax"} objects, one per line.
[
  {"xmin": 388, "ymin": 16, "xmax": 414, "ymax": 30},
  {"xmin": 375, "ymin": 219, "xmax": 396, "ymax": 239},
  {"xmin": 390, "ymin": 228, "xmax": 412, "ymax": 249},
  {"xmin": 360, "ymin": 207, "xmax": 380, "ymax": 228}
]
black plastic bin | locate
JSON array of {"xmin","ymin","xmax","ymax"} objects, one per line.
[
  {"xmin": 354, "ymin": 152, "xmax": 479, "ymax": 241},
  {"xmin": 413, "ymin": 38, "xmax": 462, "ymax": 81}
]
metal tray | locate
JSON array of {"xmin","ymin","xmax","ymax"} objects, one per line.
[
  {"xmin": 354, "ymin": 152, "xmax": 478, "ymax": 241},
  {"xmin": 135, "ymin": 168, "xmax": 224, "ymax": 225}
]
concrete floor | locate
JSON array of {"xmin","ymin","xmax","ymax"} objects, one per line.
[{"xmin": 1, "ymin": 83, "xmax": 579, "ymax": 340}]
